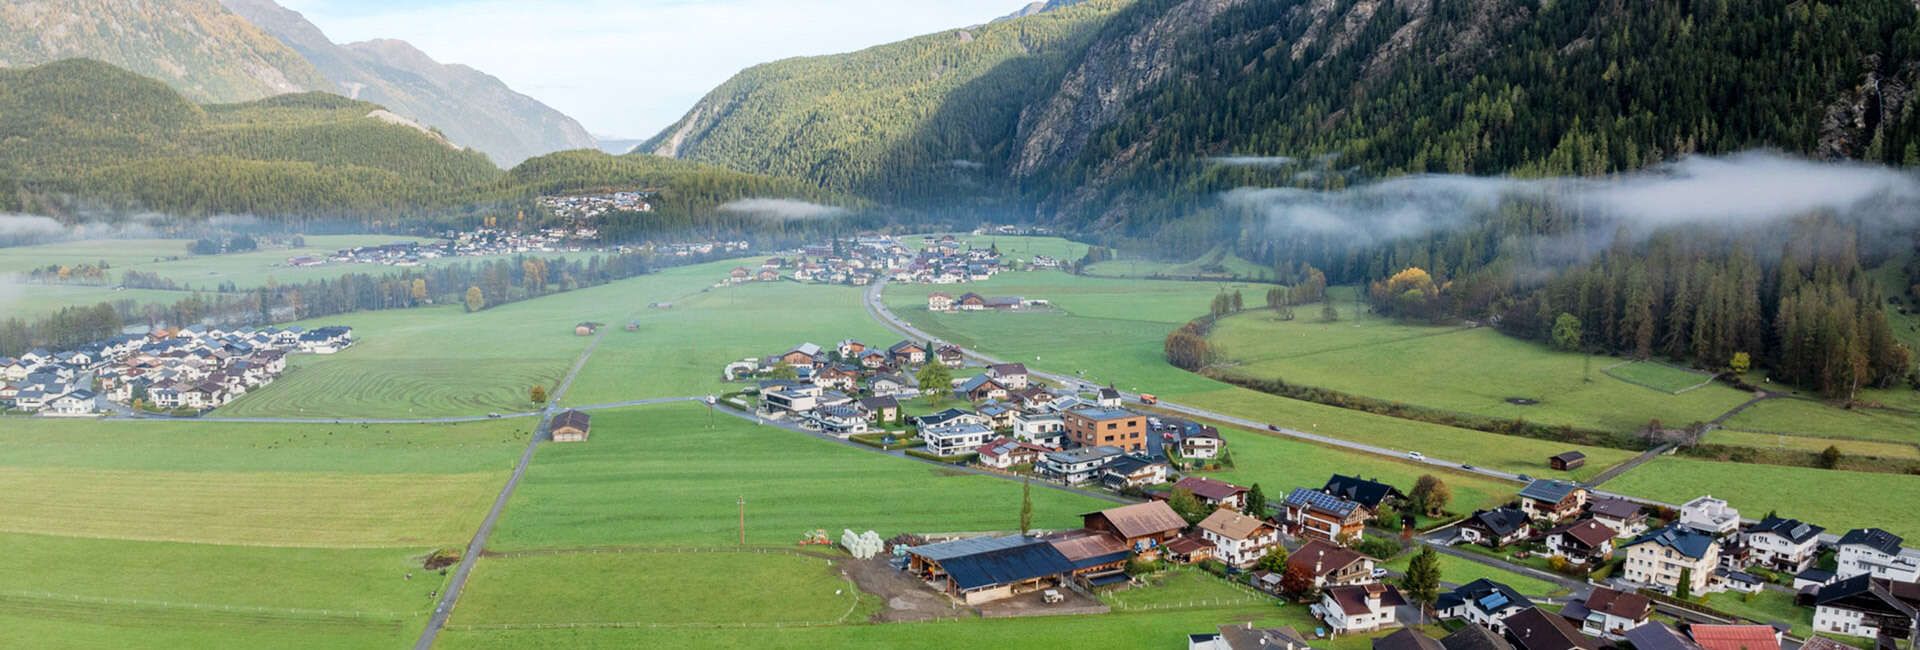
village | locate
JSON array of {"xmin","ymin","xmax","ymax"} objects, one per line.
[
  {"xmin": 288, "ymin": 228, "xmax": 749, "ymax": 269},
  {"xmin": 0, "ymin": 325, "xmax": 353, "ymax": 416},
  {"xmin": 696, "ymin": 328, "xmax": 1920, "ymax": 650},
  {"xmin": 722, "ymin": 233, "xmax": 1064, "ymax": 288}
]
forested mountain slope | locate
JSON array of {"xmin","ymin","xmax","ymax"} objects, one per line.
[
  {"xmin": 639, "ymin": 0, "xmax": 1133, "ymax": 210},
  {"xmin": 649, "ymin": 0, "xmax": 1920, "ymax": 230},
  {"xmin": 221, "ymin": 0, "xmax": 598, "ymax": 167},
  {"xmin": 0, "ymin": 0, "xmax": 331, "ymax": 103}
]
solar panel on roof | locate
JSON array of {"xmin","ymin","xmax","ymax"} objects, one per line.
[{"xmin": 1477, "ymin": 592, "xmax": 1510, "ymax": 611}]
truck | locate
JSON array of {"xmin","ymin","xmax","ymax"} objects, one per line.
[{"xmin": 1139, "ymin": 394, "xmax": 1158, "ymax": 405}]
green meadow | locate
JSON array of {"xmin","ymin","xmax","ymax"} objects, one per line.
[
  {"xmin": 1207, "ymin": 308, "xmax": 1752, "ymax": 434},
  {"xmin": 453, "ymin": 549, "xmax": 867, "ymax": 627},
  {"xmin": 1721, "ymin": 398, "xmax": 1920, "ymax": 445},
  {"xmin": 1606, "ymin": 456, "xmax": 1920, "ymax": 538},
  {"xmin": 0, "ymin": 416, "xmax": 528, "ymax": 648},
  {"xmin": 486, "ymin": 403, "xmax": 1110, "ymax": 550},
  {"xmin": 1381, "ymin": 552, "xmax": 1562, "ymax": 598},
  {"xmin": 883, "ymin": 272, "xmax": 1633, "ymax": 479}
]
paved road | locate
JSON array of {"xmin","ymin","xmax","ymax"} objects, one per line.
[{"xmin": 413, "ymin": 332, "xmax": 603, "ymax": 650}]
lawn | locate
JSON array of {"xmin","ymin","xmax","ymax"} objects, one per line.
[
  {"xmin": 1722, "ymin": 398, "xmax": 1920, "ymax": 445},
  {"xmin": 1208, "ymin": 308, "xmax": 1753, "ymax": 434},
  {"xmin": 562, "ymin": 277, "xmax": 897, "ymax": 407},
  {"xmin": 1701, "ymin": 589, "xmax": 1813, "ymax": 634},
  {"xmin": 1196, "ymin": 424, "xmax": 1521, "ymax": 517},
  {"xmin": 217, "ymin": 257, "xmax": 751, "ymax": 418},
  {"xmin": 1382, "ymin": 552, "xmax": 1564, "ymax": 598},
  {"xmin": 452, "ymin": 549, "xmax": 865, "ymax": 627},
  {"xmin": 1606, "ymin": 456, "xmax": 1920, "ymax": 538},
  {"xmin": 487, "ymin": 402, "xmax": 1114, "ymax": 549},
  {"xmin": 885, "ymin": 273, "xmax": 1636, "ymax": 479},
  {"xmin": 1087, "ymin": 246, "xmax": 1273, "ymax": 281},
  {"xmin": 1602, "ymin": 360, "xmax": 1718, "ymax": 394},
  {"xmin": 1706, "ymin": 429, "xmax": 1920, "ymax": 460},
  {"xmin": 0, "ymin": 466, "xmax": 503, "ymax": 547},
  {"xmin": 1101, "ymin": 567, "xmax": 1270, "ymax": 611},
  {"xmin": 0, "ymin": 283, "xmax": 189, "ymax": 319}
]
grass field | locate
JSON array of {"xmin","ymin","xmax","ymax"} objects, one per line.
[
  {"xmin": 0, "ymin": 283, "xmax": 191, "ymax": 318},
  {"xmin": 1101, "ymin": 567, "xmax": 1270, "ymax": 610},
  {"xmin": 488, "ymin": 403, "xmax": 1111, "ymax": 549},
  {"xmin": 217, "ymin": 258, "xmax": 753, "ymax": 418},
  {"xmin": 1207, "ymin": 308, "xmax": 1753, "ymax": 434},
  {"xmin": 453, "ymin": 549, "xmax": 865, "ymax": 627},
  {"xmin": 1722, "ymin": 398, "xmax": 1920, "ymax": 445},
  {"xmin": 1601, "ymin": 360, "xmax": 1719, "ymax": 394},
  {"xmin": 1197, "ymin": 423, "xmax": 1521, "ymax": 516},
  {"xmin": 884, "ymin": 272, "xmax": 1634, "ymax": 479},
  {"xmin": 562, "ymin": 277, "xmax": 897, "ymax": 406},
  {"xmin": 1702, "ymin": 589, "xmax": 1812, "ymax": 634},
  {"xmin": 1606, "ymin": 456, "xmax": 1920, "ymax": 538},
  {"xmin": 944, "ymin": 234, "xmax": 1089, "ymax": 266},
  {"xmin": 1706, "ymin": 429, "xmax": 1920, "ymax": 460},
  {"xmin": 0, "ymin": 415, "xmax": 529, "ymax": 647},
  {"xmin": 1087, "ymin": 246, "xmax": 1273, "ymax": 281}
]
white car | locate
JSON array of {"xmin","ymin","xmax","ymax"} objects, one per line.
[
  {"xmin": 1372, "ymin": 568, "xmax": 1390, "ymax": 578},
  {"xmin": 1406, "ymin": 451, "xmax": 1425, "ymax": 461}
]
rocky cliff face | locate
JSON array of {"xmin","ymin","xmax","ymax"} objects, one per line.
[
  {"xmin": 0, "ymin": 0, "xmax": 332, "ymax": 103},
  {"xmin": 220, "ymin": 0, "xmax": 598, "ymax": 167}
]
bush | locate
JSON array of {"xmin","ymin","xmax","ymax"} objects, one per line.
[
  {"xmin": 1126, "ymin": 557, "xmax": 1166, "ymax": 576},
  {"xmin": 1198, "ymin": 559, "xmax": 1230, "ymax": 577},
  {"xmin": 1355, "ymin": 535, "xmax": 1405, "ymax": 560},
  {"xmin": 904, "ymin": 449, "xmax": 976, "ymax": 464}
]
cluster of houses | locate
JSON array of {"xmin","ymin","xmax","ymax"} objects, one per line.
[
  {"xmin": 926, "ymin": 291, "xmax": 1046, "ymax": 313},
  {"xmin": 1, "ymin": 325, "xmax": 352, "ymax": 415},
  {"xmin": 724, "ymin": 234, "xmax": 1022, "ymax": 288},
  {"xmin": 535, "ymin": 190, "xmax": 654, "ymax": 220},
  {"xmin": 1443, "ymin": 482, "xmax": 1920, "ymax": 647},
  {"xmin": 291, "ymin": 227, "xmax": 736, "ymax": 269}
]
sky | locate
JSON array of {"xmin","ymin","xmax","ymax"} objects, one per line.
[{"xmin": 278, "ymin": 0, "xmax": 1029, "ymax": 140}]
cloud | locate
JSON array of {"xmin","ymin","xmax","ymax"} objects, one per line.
[
  {"xmin": 949, "ymin": 159, "xmax": 987, "ymax": 170},
  {"xmin": 717, "ymin": 198, "xmax": 848, "ymax": 220},
  {"xmin": 0, "ymin": 274, "xmax": 22, "ymax": 313},
  {"xmin": 0, "ymin": 214, "xmax": 67, "ymax": 238},
  {"xmin": 1209, "ymin": 155, "xmax": 1299, "ymax": 167},
  {"xmin": 0, "ymin": 212, "xmax": 171, "ymax": 246},
  {"xmin": 1225, "ymin": 151, "xmax": 1920, "ymax": 253},
  {"xmin": 280, "ymin": 0, "xmax": 1027, "ymax": 136}
]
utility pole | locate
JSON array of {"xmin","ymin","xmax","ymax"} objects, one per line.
[{"xmin": 737, "ymin": 495, "xmax": 746, "ymax": 546}]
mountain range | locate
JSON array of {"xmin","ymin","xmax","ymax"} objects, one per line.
[{"xmin": 0, "ymin": 0, "xmax": 595, "ymax": 167}]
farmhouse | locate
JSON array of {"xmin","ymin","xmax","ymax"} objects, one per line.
[
  {"xmin": 928, "ymin": 292, "xmax": 955, "ymax": 312},
  {"xmin": 1437, "ymin": 579, "xmax": 1534, "ymax": 634},
  {"xmin": 957, "ymin": 375, "xmax": 1009, "ymax": 403},
  {"xmin": 887, "ymin": 340, "xmax": 928, "ymax": 366},
  {"xmin": 1517, "ymin": 479, "xmax": 1588, "ymax": 524},
  {"xmin": 985, "ymin": 363, "xmax": 1030, "ymax": 390},
  {"xmin": 904, "ymin": 535, "xmax": 1074, "ymax": 605},
  {"xmin": 1100, "ymin": 454, "xmax": 1171, "ymax": 489},
  {"xmin": 856, "ymin": 395, "xmax": 900, "ymax": 423},
  {"xmin": 1081, "ymin": 501, "xmax": 1188, "ymax": 555},
  {"xmin": 1063, "ymin": 407, "xmax": 1147, "ymax": 452},
  {"xmin": 1197, "ymin": 509, "xmax": 1281, "ymax": 568},
  {"xmin": 1812, "ymin": 574, "xmax": 1920, "ymax": 641},
  {"xmin": 550, "ymin": 410, "xmax": 591, "ymax": 442},
  {"xmin": 1289, "ymin": 539, "xmax": 1379, "ymax": 589},
  {"xmin": 1622, "ymin": 525, "xmax": 1721, "ymax": 595},
  {"xmin": 1284, "ymin": 488, "xmax": 1369, "ymax": 543},
  {"xmin": 1588, "ymin": 497, "xmax": 1651, "ymax": 537}
]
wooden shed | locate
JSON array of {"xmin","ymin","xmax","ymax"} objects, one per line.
[
  {"xmin": 1549, "ymin": 451, "xmax": 1587, "ymax": 471},
  {"xmin": 551, "ymin": 410, "xmax": 591, "ymax": 443}
]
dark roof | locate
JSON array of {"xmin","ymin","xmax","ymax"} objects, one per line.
[
  {"xmin": 1503, "ymin": 607, "xmax": 1594, "ymax": 650},
  {"xmin": 1583, "ymin": 586, "xmax": 1651, "ymax": 620},
  {"xmin": 1518, "ymin": 479, "xmax": 1583, "ymax": 503},
  {"xmin": 1173, "ymin": 476, "xmax": 1249, "ymax": 502},
  {"xmin": 1102, "ymin": 454, "xmax": 1162, "ymax": 476},
  {"xmin": 1375, "ymin": 628, "xmax": 1447, "ymax": 650},
  {"xmin": 1551, "ymin": 451, "xmax": 1587, "ymax": 462},
  {"xmin": 1285, "ymin": 487, "xmax": 1360, "ymax": 518},
  {"xmin": 933, "ymin": 537, "xmax": 1075, "ymax": 591},
  {"xmin": 550, "ymin": 410, "xmax": 590, "ymax": 432},
  {"xmin": 1548, "ymin": 519, "xmax": 1617, "ymax": 549},
  {"xmin": 1588, "ymin": 497, "xmax": 1645, "ymax": 520},
  {"xmin": 1289, "ymin": 539, "xmax": 1373, "ymax": 578},
  {"xmin": 1323, "ymin": 474, "xmax": 1406, "ymax": 509},
  {"xmin": 1468, "ymin": 508, "xmax": 1532, "ymax": 538},
  {"xmin": 1838, "ymin": 528, "xmax": 1905, "ymax": 555},
  {"xmin": 1622, "ymin": 623, "xmax": 1702, "ymax": 650},
  {"xmin": 1815, "ymin": 574, "xmax": 1920, "ymax": 614},
  {"xmin": 1443, "ymin": 623, "xmax": 1516, "ymax": 650},
  {"xmin": 1748, "ymin": 516, "xmax": 1823, "ymax": 544},
  {"xmin": 857, "ymin": 395, "xmax": 899, "ymax": 410},
  {"xmin": 1437, "ymin": 578, "xmax": 1535, "ymax": 615},
  {"xmin": 1327, "ymin": 583, "xmax": 1407, "ymax": 616},
  {"xmin": 988, "ymin": 363, "xmax": 1028, "ymax": 376},
  {"xmin": 1627, "ymin": 525, "xmax": 1717, "ymax": 560}
]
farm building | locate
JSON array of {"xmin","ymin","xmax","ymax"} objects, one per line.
[
  {"xmin": 551, "ymin": 410, "xmax": 591, "ymax": 442},
  {"xmin": 904, "ymin": 535, "xmax": 1075, "ymax": 605},
  {"xmin": 1549, "ymin": 451, "xmax": 1587, "ymax": 471}
]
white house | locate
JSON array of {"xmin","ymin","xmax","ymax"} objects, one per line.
[
  {"xmin": 920, "ymin": 423, "xmax": 994, "ymax": 457},
  {"xmin": 1197, "ymin": 509, "xmax": 1281, "ymax": 568},
  {"xmin": 1835, "ymin": 528, "xmax": 1920, "ymax": 582},
  {"xmin": 1040, "ymin": 446, "xmax": 1123, "ymax": 484},
  {"xmin": 1563, "ymin": 587, "xmax": 1652, "ymax": 639},
  {"xmin": 1317, "ymin": 584, "xmax": 1406, "ymax": 635},
  {"xmin": 1622, "ymin": 525, "xmax": 1721, "ymax": 595},
  {"xmin": 1012, "ymin": 412, "xmax": 1067, "ymax": 448},
  {"xmin": 1813, "ymin": 575, "xmax": 1920, "ymax": 641},
  {"xmin": 1678, "ymin": 495, "xmax": 1741, "ymax": 537},
  {"xmin": 1180, "ymin": 429, "xmax": 1224, "ymax": 459},
  {"xmin": 1744, "ymin": 516, "xmax": 1826, "ymax": 573},
  {"xmin": 44, "ymin": 390, "xmax": 98, "ymax": 417}
]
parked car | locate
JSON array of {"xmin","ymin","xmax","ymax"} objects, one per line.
[
  {"xmin": 1406, "ymin": 451, "xmax": 1425, "ymax": 461},
  {"xmin": 1372, "ymin": 568, "xmax": 1390, "ymax": 578}
]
